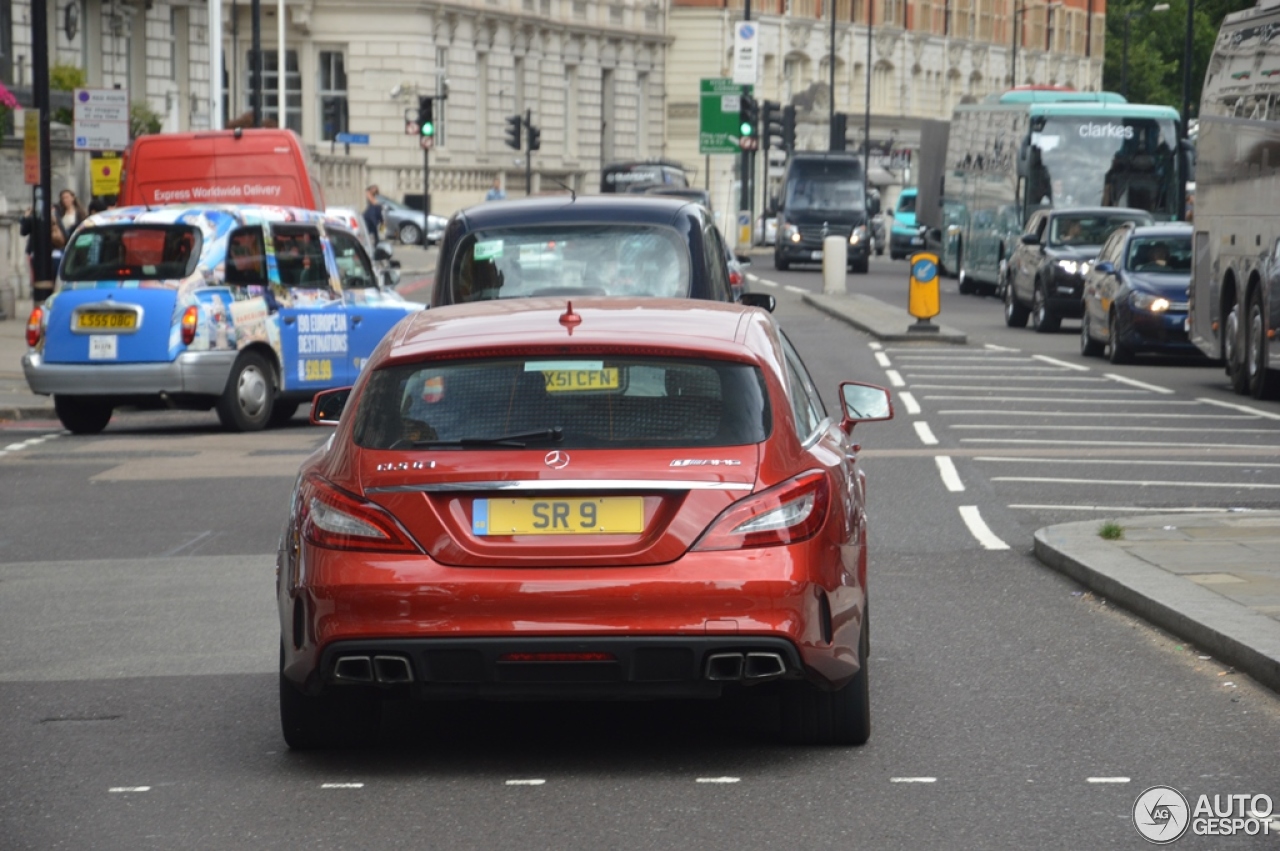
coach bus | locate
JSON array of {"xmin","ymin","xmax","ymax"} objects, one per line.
[
  {"xmin": 600, "ymin": 160, "xmax": 690, "ymax": 194},
  {"xmin": 1188, "ymin": 1, "xmax": 1280, "ymax": 400},
  {"xmin": 936, "ymin": 89, "xmax": 1187, "ymax": 293}
]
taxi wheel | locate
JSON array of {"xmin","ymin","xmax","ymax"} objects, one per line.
[
  {"xmin": 217, "ymin": 351, "xmax": 275, "ymax": 432},
  {"xmin": 279, "ymin": 644, "xmax": 380, "ymax": 750},
  {"xmin": 54, "ymin": 396, "xmax": 113, "ymax": 435},
  {"xmin": 780, "ymin": 615, "xmax": 870, "ymax": 746},
  {"xmin": 269, "ymin": 401, "xmax": 301, "ymax": 427}
]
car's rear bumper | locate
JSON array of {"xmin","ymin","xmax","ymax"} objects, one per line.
[
  {"xmin": 22, "ymin": 350, "xmax": 235, "ymax": 397},
  {"xmin": 281, "ymin": 544, "xmax": 865, "ymax": 696}
]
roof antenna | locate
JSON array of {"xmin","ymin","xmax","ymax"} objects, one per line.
[{"xmin": 552, "ymin": 178, "xmax": 576, "ymax": 202}]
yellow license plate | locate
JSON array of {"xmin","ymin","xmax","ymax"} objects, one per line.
[
  {"xmin": 542, "ymin": 368, "xmax": 619, "ymax": 393},
  {"xmin": 77, "ymin": 312, "xmax": 137, "ymax": 330},
  {"xmin": 473, "ymin": 497, "xmax": 643, "ymax": 535}
]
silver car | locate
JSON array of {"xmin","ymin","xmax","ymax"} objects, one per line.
[{"xmin": 377, "ymin": 195, "xmax": 447, "ymax": 246}]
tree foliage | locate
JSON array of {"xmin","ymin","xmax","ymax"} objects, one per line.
[{"xmin": 1103, "ymin": 0, "xmax": 1257, "ymax": 119}]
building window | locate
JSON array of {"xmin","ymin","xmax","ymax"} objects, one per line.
[
  {"xmin": 318, "ymin": 50, "xmax": 348, "ymax": 141},
  {"xmin": 566, "ymin": 65, "xmax": 579, "ymax": 158},
  {"xmin": 247, "ymin": 49, "xmax": 301, "ymax": 133},
  {"xmin": 637, "ymin": 72, "xmax": 649, "ymax": 157},
  {"xmin": 477, "ymin": 52, "xmax": 489, "ymax": 153},
  {"xmin": 0, "ymin": 0, "xmax": 12, "ymax": 90},
  {"xmin": 514, "ymin": 55, "xmax": 525, "ymax": 116}
]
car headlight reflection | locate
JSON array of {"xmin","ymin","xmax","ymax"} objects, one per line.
[
  {"xmin": 1057, "ymin": 259, "xmax": 1082, "ymax": 275},
  {"xmin": 1131, "ymin": 291, "xmax": 1171, "ymax": 312},
  {"xmin": 783, "ymin": 223, "xmax": 801, "ymax": 243},
  {"xmin": 849, "ymin": 225, "xmax": 867, "ymax": 245}
]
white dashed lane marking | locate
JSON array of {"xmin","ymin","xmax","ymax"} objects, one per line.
[
  {"xmin": 913, "ymin": 422, "xmax": 939, "ymax": 446},
  {"xmin": 935, "ymin": 456, "xmax": 965, "ymax": 492},
  {"xmin": 108, "ymin": 787, "xmax": 150, "ymax": 793},
  {"xmin": 785, "ymin": 285, "xmax": 807, "ymax": 295},
  {"xmin": 1103, "ymin": 373, "xmax": 1174, "ymax": 394},
  {"xmin": 321, "ymin": 783, "xmax": 365, "ymax": 789},
  {"xmin": 1086, "ymin": 777, "xmax": 1131, "ymax": 784},
  {"xmin": 885, "ymin": 370, "xmax": 905, "ymax": 388},
  {"xmin": 898, "ymin": 391, "xmax": 921, "ymax": 415},
  {"xmin": 696, "ymin": 777, "xmax": 741, "ymax": 784},
  {"xmin": 1031, "ymin": 354, "xmax": 1091, "ymax": 372},
  {"xmin": 890, "ymin": 777, "xmax": 938, "ymax": 783},
  {"xmin": 1199, "ymin": 397, "xmax": 1280, "ymax": 420},
  {"xmin": 875, "ymin": 351, "xmax": 892, "ymax": 368},
  {"xmin": 505, "ymin": 779, "xmax": 547, "ymax": 786}
]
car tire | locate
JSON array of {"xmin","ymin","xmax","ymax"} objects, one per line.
[
  {"xmin": 774, "ymin": 253, "xmax": 789, "ymax": 272},
  {"xmin": 1080, "ymin": 309, "xmax": 1105, "ymax": 357},
  {"xmin": 397, "ymin": 222, "xmax": 422, "ymax": 246},
  {"xmin": 1004, "ymin": 279, "xmax": 1030, "ymax": 327},
  {"xmin": 269, "ymin": 400, "xmax": 301, "ymax": 427},
  {"xmin": 1225, "ymin": 298, "xmax": 1250, "ymax": 394},
  {"xmin": 1108, "ymin": 310, "xmax": 1133, "ymax": 364},
  {"xmin": 54, "ymin": 396, "xmax": 113, "ymax": 435},
  {"xmin": 852, "ymin": 257, "xmax": 869, "ymax": 274},
  {"xmin": 1032, "ymin": 281, "xmax": 1061, "ymax": 333},
  {"xmin": 278, "ymin": 644, "xmax": 380, "ymax": 750},
  {"xmin": 216, "ymin": 351, "xmax": 275, "ymax": 432},
  {"xmin": 781, "ymin": 613, "xmax": 870, "ymax": 746},
  {"xmin": 1246, "ymin": 291, "xmax": 1280, "ymax": 400}
]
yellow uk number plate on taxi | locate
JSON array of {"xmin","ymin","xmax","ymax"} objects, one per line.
[
  {"xmin": 77, "ymin": 312, "xmax": 137, "ymax": 330},
  {"xmin": 542, "ymin": 368, "xmax": 619, "ymax": 393},
  {"xmin": 473, "ymin": 497, "xmax": 643, "ymax": 535}
]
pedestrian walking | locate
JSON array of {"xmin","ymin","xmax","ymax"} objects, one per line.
[
  {"xmin": 363, "ymin": 185, "xmax": 384, "ymax": 238},
  {"xmin": 52, "ymin": 189, "xmax": 87, "ymax": 253}
]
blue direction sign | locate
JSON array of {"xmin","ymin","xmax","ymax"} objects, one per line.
[{"xmin": 335, "ymin": 133, "xmax": 370, "ymax": 145}]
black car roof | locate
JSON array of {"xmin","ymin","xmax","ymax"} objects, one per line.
[
  {"xmin": 454, "ymin": 195, "xmax": 704, "ymax": 230},
  {"xmin": 1127, "ymin": 223, "xmax": 1193, "ymax": 237}
]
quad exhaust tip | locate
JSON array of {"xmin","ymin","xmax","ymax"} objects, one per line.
[
  {"xmin": 705, "ymin": 651, "xmax": 786, "ymax": 682},
  {"xmin": 333, "ymin": 655, "xmax": 414, "ymax": 684}
]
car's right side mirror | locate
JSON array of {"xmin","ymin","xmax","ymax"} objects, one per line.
[
  {"xmin": 740, "ymin": 292, "xmax": 775, "ymax": 312},
  {"xmin": 310, "ymin": 386, "xmax": 352, "ymax": 426},
  {"xmin": 839, "ymin": 381, "xmax": 894, "ymax": 434},
  {"xmin": 1094, "ymin": 260, "xmax": 1116, "ymax": 275},
  {"xmin": 1020, "ymin": 233, "xmax": 1040, "ymax": 245}
]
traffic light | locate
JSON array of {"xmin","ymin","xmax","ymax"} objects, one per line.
[
  {"xmin": 782, "ymin": 105, "xmax": 797, "ymax": 152},
  {"xmin": 418, "ymin": 96, "xmax": 435, "ymax": 138},
  {"xmin": 762, "ymin": 100, "xmax": 780, "ymax": 151},
  {"xmin": 504, "ymin": 114, "xmax": 522, "ymax": 150},
  {"xmin": 830, "ymin": 112, "xmax": 847, "ymax": 152},
  {"xmin": 527, "ymin": 122, "xmax": 541, "ymax": 152},
  {"xmin": 738, "ymin": 93, "xmax": 758, "ymax": 140}
]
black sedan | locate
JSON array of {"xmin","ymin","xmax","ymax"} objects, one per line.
[
  {"xmin": 1080, "ymin": 223, "xmax": 1200, "ymax": 363},
  {"xmin": 1004, "ymin": 207, "xmax": 1153, "ymax": 332},
  {"xmin": 430, "ymin": 195, "xmax": 771, "ymax": 309}
]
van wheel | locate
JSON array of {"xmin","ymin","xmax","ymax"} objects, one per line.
[
  {"xmin": 397, "ymin": 223, "xmax": 422, "ymax": 246},
  {"xmin": 54, "ymin": 396, "xmax": 113, "ymax": 434},
  {"xmin": 217, "ymin": 351, "xmax": 275, "ymax": 432}
]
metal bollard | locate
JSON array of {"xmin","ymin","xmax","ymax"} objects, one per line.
[{"xmin": 822, "ymin": 235, "xmax": 847, "ymax": 295}]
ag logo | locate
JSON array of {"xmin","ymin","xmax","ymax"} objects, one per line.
[{"xmin": 1133, "ymin": 786, "xmax": 1190, "ymax": 844}]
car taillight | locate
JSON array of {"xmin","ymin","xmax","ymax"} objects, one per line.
[
  {"xmin": 180, "ymin": 305, "xmax": 200, "ymax": 345},
  {"xmin": 729, "ymin": 270, "xmax": 743, "ymax": 286},
  {"xmin": 299, "ymin": 473, "xmax": 422, "ymax": 554},
  {"xmin": 693, "ymin": 471, "xmax": 830, "ymax": 551},
  {"xmin": 25, "ymin": 306, "xmax": 44, "ymax": 348}
]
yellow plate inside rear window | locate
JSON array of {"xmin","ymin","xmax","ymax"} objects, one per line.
[
  {"xmin": 76, "ymin": 311, "xmax": 137, "ymax": 330},
  {"xmin": 473, "ymin": 496, "xmax": 643, "ymax": 535},
  {"xmin": 541, "ymin": 368, "xmax": 619, "ymax": 393}
]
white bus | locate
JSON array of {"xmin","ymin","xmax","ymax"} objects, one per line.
[
  {"xmin": 1189, "ymin": 1, "xmax": 1280, "ymax": 399},
  {"xmin": 934, "ymin": 89, "xmax": 1187, "ymax": 294}
]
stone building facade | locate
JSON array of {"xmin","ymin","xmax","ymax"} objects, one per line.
[{"xmin": 667, "ymin": 0, "xmax": 1105, "ymax": 223}]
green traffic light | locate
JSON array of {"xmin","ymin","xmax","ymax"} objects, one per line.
[
  {"xmin": 421, "ymin": 121, "xmax": 435, "ymax": 137},
  {"xmin": 740, "ymin": 122, "xmax": 754, "ymax": 136}
]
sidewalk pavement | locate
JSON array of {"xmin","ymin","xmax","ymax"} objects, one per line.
[{"xmin": 4, "ymin": 283, "xmax": 1280, "ymax": 696}]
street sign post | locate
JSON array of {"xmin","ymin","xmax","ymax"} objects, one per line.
[
  {"xmin": 733, "ymin": 22, "xmax": 760, "ymax": 86},
  {"xmin": 73, "ymin": 88, "xmax": 129, "ymax": 151},
  {"xmin": 699, "ymin": 78, "xmax": 752, "ymax": 155}
]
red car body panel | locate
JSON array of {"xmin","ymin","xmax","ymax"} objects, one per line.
[{"xmin": 278, "ymin": 299, "xmax": 878, "ymax": 702}]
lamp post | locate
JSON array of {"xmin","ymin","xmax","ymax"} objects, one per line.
[
  {"xmin": 864, "ymin": 0, "xmax": 873, "ymax": 171},
  {"xmin": 1121, "ymin": 3, "xmax": 1170, "ymax": 99}
]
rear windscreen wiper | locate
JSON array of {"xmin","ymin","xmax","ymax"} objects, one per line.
[{"xmin": 408, "ymin": 427, "xmax": 564, "ymax": 449}]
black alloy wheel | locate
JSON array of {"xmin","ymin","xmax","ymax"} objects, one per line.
[
  {"xmin": 1108, "ymin": 310, "xmax": 1133, "ymax": 364},
  {"xmin": 1032, "ymin": 280, "xmax": 1061, "ymax": 333},
  {"xmin": 1004, "ymin": 278, "xmax": 1030, "ymax": 327},
  {"xmin": 781, "ymin": 612, "xmax": 870, "ymax": 746},
  {"xmin": 1080, "ymin": 308, "xmax": 1104, "ymax": 357},
  {"xmin": 278, "ymin": 642, "xmax": 380, "ymax": 750}
]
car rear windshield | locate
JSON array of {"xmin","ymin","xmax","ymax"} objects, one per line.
[
  {"xmin": 448, "ymin": 225, "xmax": 692, "ymax": 302},
  {"xmin": 353, "ymin": 356, "xmax": 771, "ymax": 450},
  {"xmin": 60, "ymin": 225, "xmax": 202, "ymax": 284}
]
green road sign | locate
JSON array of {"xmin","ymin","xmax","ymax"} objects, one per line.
[{"xmin": 700, "ymin": 78, "xmax": 752, "ymax": 155}]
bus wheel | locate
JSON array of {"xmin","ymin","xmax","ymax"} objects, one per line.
[
  {"xmin": 958, "ymin": 268, "xmax": 975, "ymax": 295},
  {"xmin": 1247, "ymin": 292, "xmax": 1280, "ymax": 400},
  {"xmin": 1225, "ymin": 299, "xmax": 1249, "ymax": 395}
]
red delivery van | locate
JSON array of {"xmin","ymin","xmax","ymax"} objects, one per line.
[{"xmin": 117, "ymin": 128, "xmax": 326, "ymax": 210}]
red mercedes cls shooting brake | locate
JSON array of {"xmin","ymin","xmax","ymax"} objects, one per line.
[{"xmin": 277, "ymin": 298, "xmax": 893, "ymax": 748}]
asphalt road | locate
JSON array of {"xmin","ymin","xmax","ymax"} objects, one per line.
[{"xmin": 1, "ymin": 260, "xmax": 1278, "ymax": 849}]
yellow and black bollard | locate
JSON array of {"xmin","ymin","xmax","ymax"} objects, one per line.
[{"xmin": 907, "ymin": 251, "xmax": 941, "ymax": 334}]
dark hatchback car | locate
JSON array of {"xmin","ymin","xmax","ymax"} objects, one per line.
[
  {"xmin": 1004, "ymin": 207, "xmax": 1154, "ymax": 332},
  {"xmin": 430, "ymin": 196, "xmax": 769, "ymax": 309},
  {"xmin": 1080, "ymin": 223, "xmax": 1200, "ymax": 363}
]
